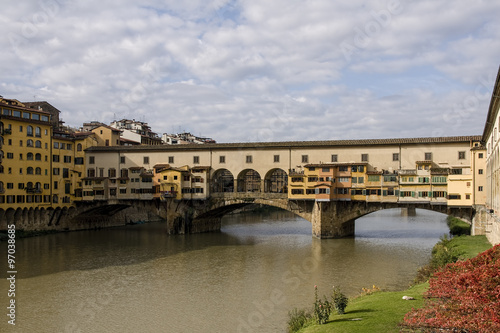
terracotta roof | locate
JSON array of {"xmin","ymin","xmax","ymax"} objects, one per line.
[{"xmin": 86, "ymin": 135, "xmax": 482, "ymax": 153}]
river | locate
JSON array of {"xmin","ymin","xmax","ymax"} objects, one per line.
[{"xmin": 1, "ymin": 207, "xmax": 449, "ymax": 333}]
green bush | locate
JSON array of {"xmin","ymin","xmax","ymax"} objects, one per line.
[
  {"xmin": 313, "ymin": 285, "xmax": 332, "ymax": 324},
  {"xmin": 331, "ymin": 286, "xmax": 349, "ymax": 315},
  {"xmin": 287, "ymin": 308, "xmax": 312, "ymax": 333},
  {"xmin": 446, "ymin": 216, "xmax": 471, "ymax": 236}
]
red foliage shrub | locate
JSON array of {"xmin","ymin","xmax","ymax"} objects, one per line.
[{"xmin": 403, "ymin": 244, "xmax": 500, "ymax": 333}]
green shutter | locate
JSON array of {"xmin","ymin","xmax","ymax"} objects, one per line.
[
  {"xmin": 383, "ymin": 190, "xmax": 387, "ymax": 196},
  {"xmin": 362, "ymin": 189, "xmax": 366, "ymax": 195},
  {"xmin": 411, "ymin": 191, "xmax": 415, "ymax": 197}
]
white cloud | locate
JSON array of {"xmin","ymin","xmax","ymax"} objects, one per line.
[{"xmin": 0, "ymin": 0, "xmax": 498, "ymax": 143}]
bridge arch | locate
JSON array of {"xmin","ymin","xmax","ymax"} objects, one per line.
[
  {"xmin": 237, "ymin": 169, "xmax": 261, "ymax": 193},
  {"xmin": 264, "ymin": 168, "xmax": 288, "ymax": 193},
  {"xmin": 211, "ymin": 169, "xmax": 235, "ymax": 193}
]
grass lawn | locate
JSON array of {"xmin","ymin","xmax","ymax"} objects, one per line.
[
  {"xmin": 449, "ymin": 235, "xmax": 492, "ymax": 259},
  {"xmin": 299, "ymin": 283, "xmax": 428, "ymax": 333},
  {"xmin": 296, "ymin": 236, "xmax": 493, "ymax": 333}
]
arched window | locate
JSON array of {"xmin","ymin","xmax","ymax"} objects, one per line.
[
  {"xmin": 35, "ymin": 127, "xmax": 41, "ymax": 137},
  {"xmin": 35, "ymin": 167, "xmax": 41, "ymax": 175},
  {"xmin": 35, "ymin": 153, "xmax": 42, "ymax": 161},
  {"xmin": 27, "ymin": 153, "xmax": 34, "ymax": 160},
  {"xmin": 0, "ymin": 165, "xmax": 4, "ymax": 174},
  {"xmin": 77, "ymin": 143, "xmax": 83, "ymax": 151},
  {"xmin": 27, "ymin": 125, "xmax": 33, "ymax": 136},
  {"xmin": 27, "ymin": 139, "xmax": 34, "ymax": 147},
  {"xmin": 0, "ymin": 181, "xmax": 4, "ymax": 193},
  {"xmin": 27, "ymin": 167, "xmax": 34, "ymax": 175},
  {"xmin": 35, "ymin": 182, "xmax": 41, "ymax": 190},
  {"xmin": 27, "ymin": 182, "xmax": 33, "ymax": 189},
  {"xmin": 35, "ymin": 140, "xmax": 42, "ymax": 148}
]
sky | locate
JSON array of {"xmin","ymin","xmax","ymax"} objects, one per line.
[{"xmin": 1, "ymin": 0, "xmax": 499, "ymax": 143}]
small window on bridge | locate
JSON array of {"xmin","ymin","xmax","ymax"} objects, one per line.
[
  {"xmin": 246, "ymin": 155, "xmax": 253, "ymax": 163},
  {"xmin": 219, "ymin": 156, "xmax": 225, "ymax": 164},
  {"xmin": 301, "ymin": 155, "xmax": 308, "ymax": 163},
  {"xmin": 331, "ymin": 154, "xmax": 338, "ymax": 162},
  {"xmin": 274, "ymin": 155, "xmax": 280, "ymax": 163}
]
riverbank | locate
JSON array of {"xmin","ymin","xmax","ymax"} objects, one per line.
[{"xmin": 294, "ymin": 235, "xmax": 492, "ymax": 333}]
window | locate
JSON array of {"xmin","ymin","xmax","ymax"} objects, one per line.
[
  {"xmin": 368, "ymin": 175, "xmax": 380, "ymax": 182},
  {"xmin": 219, "ymin": 156, "xmax": 225, "ymax": 164},
  {"xmin": 301, "ymin": 155, "xmax": 308, "ymax": 163},
  {"xmin": 338, "ymin": 177, "xmax": 349, "ymax": 182},
  {"xmin": 19, "ymin": 125, "xmax": 22, "ymax": 132},
  {"xmin": 120, "ymin": 156, "xmax": 125, "ymax": 164},
  {"xmin": 53, "ymin": 155, "xmax": 60, "ymax": 162},
  {"xmin": 7, "ymin": 153, "xmax": 13, "ymax": 159},
  {"xmin": 54, "ymin": 142, "xmax": 59, "ymax": 149},
  {"xmin": 451, "ymin": 169, "xmax": 463, "ymax": 175},
  {"xmin": 27, "ymin": 125, "xmax": 33, "ymax": 136},
  {"xmin": 274, "ymin": 155, "xmax": 280, "ymax": 163},
  {"xmin": 291, "ymin": 189, "xmax": 304, "ymax": 195},
  {"xmin": 32, "ymin": 113, "xmax": 40, "ymax": 121},
  {"xmin": 63, "ymin": 168, "xmax": 69, "ymax": 178},
  {"xmin": 19, "ymin": 153, "xmax": 23, "ymax": 160},
  {"xmin": 322, "ymin": 167, "xmax": 330, "ymax": 172},
  {"xmin": 361, "ymin": 154, "xmax": 368, "ymax": 162},
  {"xmin": 478, "ymin": 169, "xmax": 483, "ymax": 175},
  {"xmin": 35, "ymin": 127, "xmax": 41, "ymax": 137},
  {"xmin": 167, "ymin": 156, "xmax": 174, "ymax": 164},
  {"xmin": 246, "ymin": 155, "xmax": 253, "ymax": 163},
  {"xmin": 478, "ymin": 186, "xmax": 483, "ymax": 192},
  {"xmin": 393, "ymin": 153, "xmax": 399, "ymax": 161},
  {"xmin": 23, "ymin": 112, "xmax": 30, "ymax": 119},
  {"xmin": 35, "ymin": 153, "xmax": 41, "ymax": 161},
  {"xmin": 63, "ymin": 156, "xmax": 71, "ymax": 163},
  {"xmin": 89, "ymin": 156, "xmax": 95, "ymax": 164},
  {"xmin": 331, "ymin": 154, "xmax": 338, "ymax": 162},
  {"xmin": 478, "ymin": 153, "xmax": 483, "ymax": 159},
  {"xmin": 75, "ymin": 157, "xmax": 84, "ymax": 165},
  {"xmin": 27, "ymin": 153, "xmax": 33, "ymax": 160},
  {"xmin": 108, "ymin": 168, "xmax": 116, "ymax": 178},
  {"xmin": 105, "ymin": 139, "xmax": 109, "ymax": 146},
  {"xmin": 27, "ymin": 139, "xmax": 33, "ymax": 147},
  {"xmin": 53, "ymin": 168, "xmax": 60, "ymax": 175},
  {"xmin": 77, "ymin": 143, "xmax": 82, "ymax": 151},
  {"xmin": 35, "ymin": 167, "xmax": 41, "ymax": 175},
  {"xmin": 66, "ymin": 143, "xmax": 72, "ymax": 150},
  {"xmin": 338, "ymin": 166, "xmax": 348, "ymax": 172},
  {"xmin": 458, "ymin": 151, "xmax": 466, "ymax": 160},
  {"xmin": 425, "ymin": 152, "xmax": 432, "ymax": 160},
  {"xmin": 193, "ymin": 156, "xmax": 200, "ymax": 164},
  {"xmin": 35, "ymin": 140, "xmax": 41, "ymax": 148}
]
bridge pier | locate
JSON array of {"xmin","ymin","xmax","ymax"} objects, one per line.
[{"xmin": 311, "ymin": 201, "xmax": 356, "ymax": 239}]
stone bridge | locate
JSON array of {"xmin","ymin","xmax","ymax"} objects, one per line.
[
  {"xmin": 4, "ymin": 193, "xmax": 473, "ymax": 238},
  {"xmin": 160, "ymin": 193, "xmax": 474, "ymax": 238}
]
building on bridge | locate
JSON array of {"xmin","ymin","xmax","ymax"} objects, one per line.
[{"xmin": 82, "ymin": 136, "xmax": 485, "ymax": 208}]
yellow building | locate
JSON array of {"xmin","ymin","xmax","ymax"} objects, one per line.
[
  {"xmin": 0, "ymin": 98, "xmax": 53, "ymax": 208},
  {"xmin": 153, "ymin": 164, "xmax": 210, "ymax": 200},
  {"xmin": 91, "ymin": 125, "xmax": 121, "ymax": 147}
]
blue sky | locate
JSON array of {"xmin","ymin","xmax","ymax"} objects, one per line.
[{"xmin": 1, "ymin": 0, "xmax": 499, "ymax": 142}]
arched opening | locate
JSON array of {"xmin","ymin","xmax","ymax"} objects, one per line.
[
  {"xmin": 237, "ymin": 169, "xmax": 261, "ymax": 192},
  {"xmin": 211, "ymin": 169, "xmax": 234, "ymax": 193},
  {"xmin": 264, "ymin": 168, "xmax": 288, "ymax": 193}
]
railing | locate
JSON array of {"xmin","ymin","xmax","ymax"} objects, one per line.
[{"xmin": 399, "ymin": 169, "xmax": 417, "ymax": 175}]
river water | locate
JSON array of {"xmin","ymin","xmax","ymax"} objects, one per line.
[{"xmin": 1, "ymin": 208, "xmax": 448, "ymax": 333}]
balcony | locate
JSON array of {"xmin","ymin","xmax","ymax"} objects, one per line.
[{"xmin": 399, "ymin": 169, "xmax": 417, "ymax": 175}]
